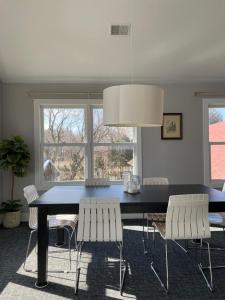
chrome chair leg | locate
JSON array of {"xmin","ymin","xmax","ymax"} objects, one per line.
[
  {"xmin": 23, "ymin": 229, "xmax": 37, "ymax": 272},
  {"xmin": 74, "ymin": 242, "xmax": 82, "ymax": 294},
  {"xmin": 119, "ymin": 242, "xmax": 122, "ymax": 293},
  {"xmin": 198, "ymin": 241, "xmax": 214, "ymax": 291},
  {"xmin": 165, "ymin": 240, "xmax": 169, "ymax": 291},
  {"xmin": 24, "ymin": 226, "xmax": 74, "ymax": 274},
  {"xmin": 73, "ymin": 227, "xmax": 78, "ymax": 250},
  {"xmin": 142, "ymin": 215, "xmax": 148, "ymax": 255},
  {"xmin": 188, "ymin": 230, "xmax": 225, "ymax": 251},
  {"xmin": 69, "ymin": 226, "xmax": 78, "ymax": 251},
  {"xmin": 151, "ymin": 236, "xmax": 168, "ymax": 293},
  {"xmin": 146, "ymin": 219, "xmax": 149, "ymax": 240},
  {"xmin": 74, "ymin": 240, "xmax": 126, "ymax": 295},
  {"xmin": 151, "ymin": 238, "xmax": 213, "ymax": 294},
  {"xmin": 119, "ymin": 241, "xmax": 127, "ymax": 295},
  {"xmin": 172, "ymin": 240, "xmax": 188, "ymax": 254},
  {"xmin": 152, "ymin": 226, "xmax": 155, "ymax": 261},
  {"xmin": 64, "ymin": 227, "xmax": 72, "ymax": 272}
]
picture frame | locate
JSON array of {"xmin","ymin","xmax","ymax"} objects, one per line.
[{"xmin": 161, "ymin": 113, "xmax": 183, "ymax": 140}]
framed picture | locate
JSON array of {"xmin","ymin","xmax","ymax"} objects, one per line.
[{"xmin": 161, "ymin": 113, "xmax": 183, "ymax": 140}]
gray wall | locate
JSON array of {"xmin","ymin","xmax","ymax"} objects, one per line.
[
  {"xmin": 2, "ymin": 83, "xmax": 108, "ymax": 217},
  {"xmin": 143, "ymin": 84, "xmax": 205, "ymax": 183},
  {"xmin": 2, "ymin": 82, "xmax": 225, "ymax": 215},
  {"xmin": 0, "ymin": 81, "xmax": 2, "ymax": 204}
]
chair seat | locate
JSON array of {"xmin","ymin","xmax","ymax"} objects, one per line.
[
  {"xmin": 153, "ymin": 217, "xmax": 211, "ymax": 240},
  {"xmin": 49, "ymin": 214, "xmax": 78, "ymax": 229},
  {"xmin": 30, "ymin": 214, "xmax": 78, "ymax": 230},
  {"xmin": 209, "ymin": 212, "xmax": 225, "ymax": 226},
  {"xmin": 147, "ymin": 213, "xmax": 166, "ymax": 222}
]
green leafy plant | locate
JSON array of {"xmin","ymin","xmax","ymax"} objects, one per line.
[
  {"xmin": 0, "ymin": 136, "xmax": 31, "ymax": 211},
  {"xmin": 2, "ymin": 200, "xmax": 22, "ymax": 212},
  {"xmin": 0, "ymin": 207, "xmax": 5, "ymax": 214}
]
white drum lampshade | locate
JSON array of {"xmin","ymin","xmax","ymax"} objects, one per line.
[
  {"xmin": 103, "ymin": 84, "xmax": 164, "ymax": 127},
  {"xmin": 103, "ymin": 84, "xmax": 120, "ymax": 126}
]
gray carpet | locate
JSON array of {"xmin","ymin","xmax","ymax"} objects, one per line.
[{"xmin": 1, "ymin": 224, "xmax": 225, "ymax": 300}]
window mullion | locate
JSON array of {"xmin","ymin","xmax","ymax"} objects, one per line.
[
  {"xmin": 42, "ymin": 142, "xmax": 87, "ymax": 147},
  {"xmin": 209, "ymin": 142, "xmax": 225, "ymax": 145},
  {"xmin": 93, "ymin": 142, "xmax": 136, "ymax": 147},
  {"xmin": 40, "ymin": 106, "xmax": 45, "ymax": 187},
  {"xmin": 86, "ymin": 105, "xmax": 92, "ymax": 180}
]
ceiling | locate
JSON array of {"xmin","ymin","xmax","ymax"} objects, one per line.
[{"xmin": 0, "ymin": 0, "xmax": 225, "ymax": 83}]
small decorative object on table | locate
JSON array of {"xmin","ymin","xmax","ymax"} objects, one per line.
[
  {"xmin": 123, "ymin": 172, "xmax": 140, "ymax": 194},
  {"xmin": 127, "ymin": 175, "xmax": 141, "ymax": 194},
  {"xmin": 123, "ymin": 171, "xmax": 132, "ymax": 192}
]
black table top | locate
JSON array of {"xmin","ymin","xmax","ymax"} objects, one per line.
[{"xmin": 30, "ymin": 184, "xmax": 225, "ymax": 213}]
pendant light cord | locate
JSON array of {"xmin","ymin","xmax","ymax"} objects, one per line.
[{"xmin": 129, "ymin": 0, "xmax": 134, "ymax": 84}]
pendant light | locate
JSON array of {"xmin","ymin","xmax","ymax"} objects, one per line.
[
  {"xmin": 103, "ymin": 20, "xmax": 164, "ymax": 127},
  {"xmin": 103, "ymin": 84, "xmax": 164, "ymax": 127}
]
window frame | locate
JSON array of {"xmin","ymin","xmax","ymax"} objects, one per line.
[
  {"xmin": 34, "ymin": 99, "xmax": 142, "ymax": 190},
  {"xmin": 203, "ymin": 98, "xmax": 225, "ymax": 187}
]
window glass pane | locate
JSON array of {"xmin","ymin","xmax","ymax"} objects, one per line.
[
  {"xmin": 209, "ymin": 107, "xmax": 225, "ymax": 142},
  {"xmin": 43, "ymin": 146, "xmax": 85, "ymax": 181},
  {"xmin": 93, "ymin": 146, "xmax": 134, "ymax": 180},
  {"xmin": 93, "ymin": 108, "xmax": 135, "ymax": 143},
  {"xmin": 210, "ymin": 144, "xmax": 225, "ymax": 180},
  {"xmin": 43, "ymin": 108, "xmax": 85, "ymax": 143}
]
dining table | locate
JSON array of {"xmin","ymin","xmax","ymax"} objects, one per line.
[{"xmin": 30, "ymin": 184, "xmax": 225, "ymax": 288}]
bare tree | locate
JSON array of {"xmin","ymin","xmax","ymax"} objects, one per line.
[
  {"xmin": 44, "ymin": 107, "xmax": 134, "ymax": 181},
  {"xmin": 44, "ymin": 108, "xmax": 85, "ymax": 144},
  {"xmin": 209, "ymin": 108, "xmax": 223, "ymax": 124},
  {"xmin": 93, "ymin": 109, "xmax": 110, "ymax": 142},
  {"xmin": 44, "ymin": 108, "xmax": 85, "ymax": 180}
]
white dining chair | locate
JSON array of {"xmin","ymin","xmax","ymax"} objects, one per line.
[
  {"xmin": 205, "ymin": 182, "xmax": 225, "ymax": 256},
  {"xmin": 74, "ymin": 197, "xmax": 126, "ymax": 295},
  {"xmin": 23, "ymin": 185, "xmax": 78, "ymax": 272},
  {"xmin": 208, "ymin": 182, "xmax": 225, "ymax": 232},
  {"xmin": 151, "ymin": 194, "xmax": 213, "ymax": 293},
  {"xmin": 142, "ymin": 177, "xmax": 169, "ymax": 254},
  {"xmin": 187, "ymin": 183, "xmax": 225, "ymax": 253}
]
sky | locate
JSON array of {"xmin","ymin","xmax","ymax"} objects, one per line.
[{"xmin": 209, "ymin": 107, "xmax": 225, "ymax": 121}]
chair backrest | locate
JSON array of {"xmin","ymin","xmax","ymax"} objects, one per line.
[
  {"xmin": 165, "ymin": 194, "xmax": 210, "ymax": 240},
  {"xmin": 143, "ymin": 177, "xmax": 169, "ymax": 185},
  {"xmin": 23, "ymin": 185, "xmax": 39, "ymax": 229},
  {"xmin": 222, "ymin": 182, "xmax": 225, "ymax": 192},
  {"xmin": 85, "ymin": 178, "xmax": 110, "ymax": 186},
  {"xmin": 77, "ymin": 197, "xmax": 122, "ymax": 242}
]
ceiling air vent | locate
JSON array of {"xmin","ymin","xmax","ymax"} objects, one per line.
[{"xmin": 110, "ymin": 25, "xmax": 130, "ymax": 36}]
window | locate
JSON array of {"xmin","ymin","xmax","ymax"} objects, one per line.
[
  {"xmin": 209, "ymin": 107, "xmax": 225, "ymax": 182},
  {"xmin": 34, "ymin": 100, "xmax": 141, "ymax": 189},
  {"xmin": 203, "ymin": 100, "xmax": 225, "ymax": 187},
  {"xmin": 42, "ymin": 107, "xmax": 86, "ymax": 182},
  {"xmin": 92, "ymin": 108, "xmax": 137, "ymax": 180}
]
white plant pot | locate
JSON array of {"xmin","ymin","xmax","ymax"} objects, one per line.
[{"xmin": 3, "ymin": 211, "xmax": 21, "ymax": 228}]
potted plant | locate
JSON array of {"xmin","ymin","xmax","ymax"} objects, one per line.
[
  {"xmin": 0, "ymin": 208, "xmax": 5, "ymax": 225},
  {"xmin": 0, "ymin": 136, "xmax": 30, "ymax": 228}
]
